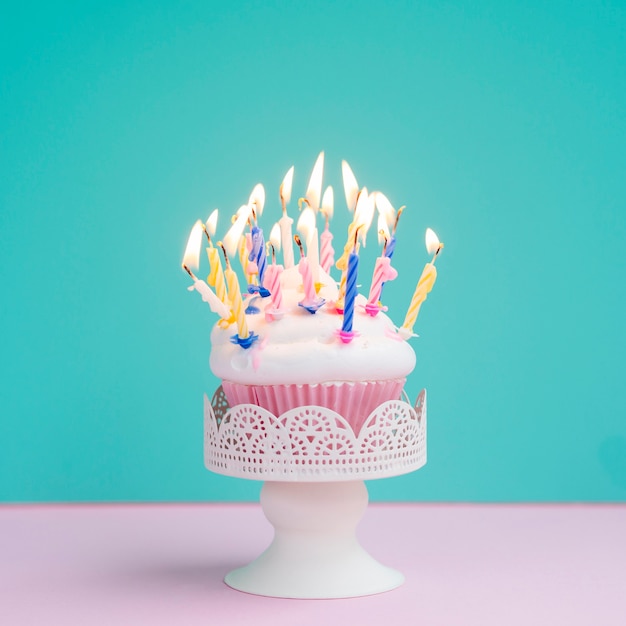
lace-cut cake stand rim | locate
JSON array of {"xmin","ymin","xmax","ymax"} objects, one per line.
[{"xmin": 204, "ymin": 386, "xmax": 427, "ymax": 482}]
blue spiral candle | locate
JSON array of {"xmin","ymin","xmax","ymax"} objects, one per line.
[
  {"xmin": 340, "ymin": 248, "xmax": 359, "ymax": 339},
  {"xmin": 384, "ymin": 234, "xmax": 396, "ymax": 259},
  {"xmin": 249, "ymin": 226, "xmax": 267, "ymax": 287}
]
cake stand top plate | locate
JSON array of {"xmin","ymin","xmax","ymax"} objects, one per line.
[{"xmin": 204, "ymin": 386, "xmax": 427, "ymax": 482}]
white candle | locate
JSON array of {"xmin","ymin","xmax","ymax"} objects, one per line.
[
  {"xmin": 182, "ymin": 220, "xmax": 231, "ymax": 319},
  {"xmin": 187, "ymin": 279, "xmax": 230, "ymax": 318},
  {"xmin": 279, "ymin": 166, "xmax": 295, "ymax": 269},
  {"xmin": 297, "ymin": 207, "xmax": 320, "ymax": 285}
]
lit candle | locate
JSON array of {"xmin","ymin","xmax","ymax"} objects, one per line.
[
  {"xmin": 203, "ymin": 211, "xmax": 229, "ymax": 314},
  {"xmin": 279, "ymin": 166, "xmax": 295, "ymax": 269},
  {"xmin": 320, "ymin": 186, "xmax": 335, "ymax": 273},
  {"xmin": 372, "ymin": 207, "xmax": 391, "ymax": 305},
  {"xmin": 241, "ymin": 233, "xmax": 255, "ymax": 284},
  {"xmin": 295, "ymin": 234, "xmax": 316, "ymax": 303},
  {"xmin": 249, "ymin": 216, "xmax": 268, "ymax": 287},
  {"xmin": 339, "ymin": 229, "xmax": 361, "ymax": 344},
  {"xmin": 263, "ymin": 231, "xmax": 284, "ymax": 321},
  {"xmin": 365, "ymin": 229, "xmax": 398, "ymax": 317},
  {"xmin": 400, "ymin": 228, "xmax": 444, "ymax": 337},
  {"xmin": 182, "ymin": 220, "xmax": 230, "ymax": 319},
  {"xmin": 336, "ymin": 190, "xmax": 374, "ymax": 311},
  {"xmin": 297, "ymin": 207, "xmax": 320, "ymax": 285},
  {"xmin": 375, "ymin": 192, "xmax": 402, "ymax": 259},
  {"xmin": 248, "ymin": 184, "xmax": 267, "ymax": 286},
  {"xmin": 219, "ymin": 242, "xmax": 258, "ymax": 348},
  {"xmin": 295, "ymin": 235, "xmax": 324, "ymax": 313}
]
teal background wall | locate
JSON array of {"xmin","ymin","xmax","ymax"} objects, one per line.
[{"xmin": 1, "ymin": 1, "xmax": 625, "ymax": 502}]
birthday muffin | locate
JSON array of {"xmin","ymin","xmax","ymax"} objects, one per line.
[{"xmin": 209, "ymin": 266, "xmax": 416, "ymax": 436}]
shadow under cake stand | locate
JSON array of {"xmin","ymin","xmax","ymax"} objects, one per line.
[{"xmin": 204, "ymin": 386, "xmax": 427, "ymax": 599}]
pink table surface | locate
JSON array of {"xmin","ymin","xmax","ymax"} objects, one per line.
[{"xmin": 1, "ymin": 502, "xmax": 624, "ymax": 625}]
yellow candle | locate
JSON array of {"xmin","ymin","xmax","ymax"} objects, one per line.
[
  {"xmin": 401, "ymin": 262, "xmax": 437, "ymax": 333},
  {"xmin": 335, "ymin": 221, "xmax": 358, "ymax": 310},
  {"xmin": 206, "ymin": 246, "xmax": 233, "ymax": 328},
  {"xmin": 206, "ymin": 247, "xmax": 228, "ymax": 305},
  {"xmin": 224, "ymin": 266, "xmax": 249, "ymax": 339},
  {"xmin": 402, "ymin": 228, "xmax": 444, "ymax": 334},
  {"xmin": 336, "ymin": 269, "xmax": 348, "ymax": 310},
  {"xmin": 238, "ymin": 234, "xmax": 255, "ymax": 285}
]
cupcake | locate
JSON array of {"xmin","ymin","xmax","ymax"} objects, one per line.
[{"xmin": 210, "ymin": 267, "xmax": 415, "ymax": 436}]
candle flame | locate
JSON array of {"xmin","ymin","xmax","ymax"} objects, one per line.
[
  {"xmin": 280, "ymin": 166, "xmax": 294, "ymax": 205},
  {"xmin": 341, "ymin": 160, "xmax": 359, "ymax": 211},
  {"xmin": 321, "ymin": 185, "xmax": 334, "ymax": 220},
  {"xmin": 425, "ymin": 228, "xmax": 441, "ymax": 254},
  {"xmin": 377, "ymin": 212, "xmax": 390, "ymax": 247},
  {"xmin": 294, "ymin": 234, "xmax": 305, "ymax": 258},
  {"xmin": 269, "ymin": 222, "xmax": 281, "ymax": 250},
  {"xmin": 305, "ymin": 151, "xmax": 324, "ymax": 212},
  {"xmin": 296, "ymin": 206, "xmax": 316, "ymax": 240},
  {"xmin": 354, "ymin": 188, "xmax": 375, "ymax": 246},
  {"xmin": 182, "ymin": 220, "xmax": 204, "ymax": 270},
  {"xmin": 375, "ymin": 192, "xmax": 395, "ymax": 228},
  {"xmin": 248, "ymin": 183, "xmax": 265, "ymax": 217},
  {"xmin": 205, "ymin": 209, "xmax": 218, "ymax": 237},
  {"xmin": 223, "ymin": 205, "xmax": 252, "ymax": 257}
]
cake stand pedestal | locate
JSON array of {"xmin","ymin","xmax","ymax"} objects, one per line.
[
  {"xmin": 225, "ymin": 480, "xmax": 403, "ymax": 599},
  {"xmin": 204, "ymin": 386, "xmax": 427, "ymax": 599}
]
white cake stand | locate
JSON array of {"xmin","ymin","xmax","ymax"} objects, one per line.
[{"xmin": 204, "ymin": 387, "xmax": 427, "ymax": 599}]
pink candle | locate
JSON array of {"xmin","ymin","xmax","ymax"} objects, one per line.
[
  {"xmin": 263, "ymin": 263, "xmax": 284, "ymax": 311},
  {"xmin": 365, "ymin": 256, "xmax": 398, "ymax": 317},
  {"xmin": 320, "ymin": 226, "xmax": 334, "ymax": 273},
  {"xmin": 294, "ymin": 234, "xmax": 325, "ymax": 315},
  {"xmin": 299, "ymin": 256, "xmax": 316, "ymax": 303},
  {"xmin": 320, "ymin": 186, "xmax": 335, "ymax": 274}
]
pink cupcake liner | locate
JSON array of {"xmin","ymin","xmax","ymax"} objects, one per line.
[{"xmin": 221, "ymin": 379, "xmax": 405, "ymax": 436}]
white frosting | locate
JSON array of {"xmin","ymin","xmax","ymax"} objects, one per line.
[{"xmin": 210, "ymin": 266, "xmax": 416, "ymax": 386}]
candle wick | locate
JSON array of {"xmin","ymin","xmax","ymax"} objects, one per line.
[
  {"xmin": 298, "ymin": 198, "xmax": 310, "ymax": 212},
  {"xmin": 294, "ymin": 234, "xmax": 305, "ymax": 258},
  {"xmin": 269, "ymin": 243, "xmax": 276, "ymax": 264},
  {"xmin": 218, "ymin": 242, "xmax": 231, "ymax": 270},
  {"xmin": 431, "ymin": 243, "xmax": 444, "ymax": 265},
  {"xmin": 202, "ymin": 224, "xmax": 213, "ymax": 247},
  {"xmin": 381, "ymin": 231, "xmax": 388, "ymax": 255},
  {"xmin": 393, "ymin": 206, "xmax": 405, "ymax": 235},
  {"xmin": 250, "ymin": 207, "xmax": 257, "ymax": 225},
  {"xmin": 183, "ymin": 264, "xmax": 197, "ymax": 281},
  {"xmin": 353, "ymin": 225, "xmax": 362, "ymax": 251},
  {"xmin": 280, "ymin": 193, "xmax": 287, "ymax": 215}
]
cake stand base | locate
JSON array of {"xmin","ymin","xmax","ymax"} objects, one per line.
[{"xmin": 224, "ymin": 480, "xmax": 404, "ymax": 599}]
